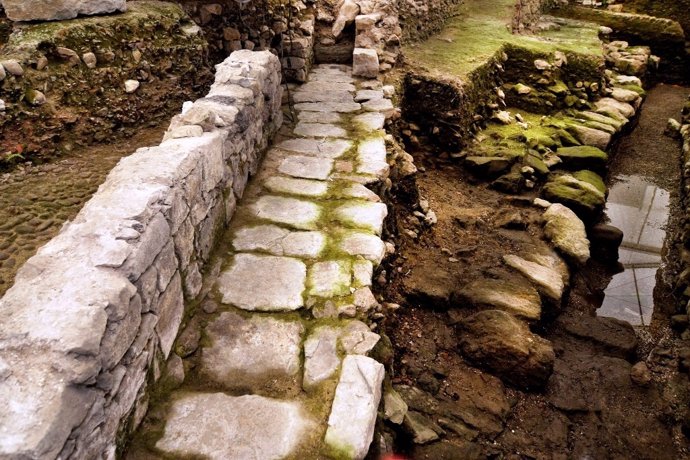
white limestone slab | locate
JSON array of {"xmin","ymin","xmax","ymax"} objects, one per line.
[
  {"xmin": 308, "ymin": 260, "xmax": 352, "ymax": 297},
  {"xmin": 232, "ymin": 225, "xmax": 326, "ymax": 258},
  {"xmin": 340, "ymin": 320, "xmax": 380, "ymax": 355},
  {"xmin": 300, "ymin": 82, "xmax": 356, "ymax": 93},
  {"xmin": 295, "ymin": 102, "xmax": 362, "ymax": 113},
  {"xmin": 294, "ymin": 122, "xmax": 347, "ymax": 138},
  {"xmin": 354, "ymin": 90, "xmax": 384, "ymax": 102},
  {"xmin": 340, "ymin": 183, "xmax": 381, "ymax": 202},
  {"xmin": 264, "ymin": 176, "xmax": 329, "ymax": 197},
  {"xmin": 324, "ymin": 355, "xmax": 384, "ymax": 460},
  {"xmin": 202, "ymin": 311, "xmax": 303, "ymax": 383},
  {"xmin": 277, "ymin": 138, "xmax": 352, "ymax": 158},
  {"xmin": 353, "ymin": 112, "xmax": 385, "ymax": 132},
  {"xmin": 279, "ymin": 156, "xmax": 334, "ymax": 180},
  {"xmin": 363, "ymin": 98, "xmax": 394, "ymax": 113},
  {"xmin": 298, "ymin": 111, "xmax": 343, "ymax": 124},
  {"xmin": 335, "ymin": 202, "xmax": 388, "ymax": 235},
  {"xmin": 503, "ymin": 254, "xmax": 564, "ymax": 302},
  {"xmin": 156, "ymin": 393, "xmax": 312, "ymax": 460},
  {"xmin": 218, "ymin": 254, "xmax": 306, "ymax": 311},
  {"xmin": 357, "ymin": 138, "xmax": 389, "ymax": 177},
  {"xmin": 340, "ymin": 232, "xmax": 386, "ymax": 265},
  {"xmin": 251, "ymin": 195, "xmax": 320, "ymax": 229},
  {"xmin": 293, "ymin": 91, "xmax": 354, "ymax": 103},
  {"xmin": 352, "ymin": 260, "xmax": 373, "ymax": 287},
  {"xmin": 303, "ymin": 327, "xmax": 341, "ymax": 387}
]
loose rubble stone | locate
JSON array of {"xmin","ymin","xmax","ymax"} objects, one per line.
[
  {"xmin": 325, "ymin": 355, "xmax": 385, "ymax": 459},
  {"xmin": 454, "ymin": 277, "xmax": 542, "ymax": 320},
  {"xmin": 459, "ymin": 310, "xmax": 555, "ymax": 389},
  {"xmin": 125, "ymin": 80, "xmax": 140, "ymax": 94},
  {"xmin": 202, "ymin": 312, "xmax": 303, "ymax": 384},
  {"xmin": 340, "ymin": 320, "xmax": 381, "ymax": 355},
  {"xmin": 156, "ymin": 393, "xmax": 313, "ymax": 459},
  {"xmin": 384, "ymin": 388, "xmax": 408, "ymax": 424},
  {"xmin": 503, "ymin": 254, "xmax": 565, "ymax": 301},
  {"xmin": 543, "ymin": 203, "xmax": 590, "ymax": 265},
  {"xmin": 217, "ymin": 254, "xmax": 306, "ymax": 311}
]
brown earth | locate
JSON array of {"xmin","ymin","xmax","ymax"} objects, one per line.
[{"xmin": 378, "ymin": 84, "xmax": 690, "ymax": 459}]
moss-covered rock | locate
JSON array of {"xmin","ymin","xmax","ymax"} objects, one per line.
[
  {"xmin": 542, "ymin": 170, "xmax": 607, "ymax": 221},
  {"xmin": 556, "ymin": 145, "xmax": 608, "ymax": 171}
]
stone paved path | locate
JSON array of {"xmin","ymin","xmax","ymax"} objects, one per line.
[{"xmin": 130, "ymin": 65, "xmax": 394, "ymax": 460}]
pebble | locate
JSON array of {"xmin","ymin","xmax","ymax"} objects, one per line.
[
  {"xmin": 2, "ymin": 60, "xmax": 24, "ymax": 77},
  {"xmin": 125, "ymin": 80, "xmax": 141, "ymax": 93},
  {"xmin": 630, "ymin": 362, "xmax": 652, "ymax": 386}
]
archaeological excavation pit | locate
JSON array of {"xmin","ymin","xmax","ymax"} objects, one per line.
[{"xmin": 1, "ymin": 0, "xmax": 690, "ymax": 459}]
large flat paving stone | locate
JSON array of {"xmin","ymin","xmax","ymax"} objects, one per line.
[
  {"xmin": 324, "ymin": 355, "xmax": 385, "ymax": 460},
  {"xmin": 293, "ymin": 91, "xmax": 354, "ymax": 103},
  {"xmin": 300, "ymin": 82, "xmax": 356, "ymax": 92},
  {"xmin": 334, "ymin": 202, "xmax": 388, "ymax": 235},
  {"xmin": 251, "ymin": 195, "xmax": 320, "ymax": 229},
  {"xmin": 277, "ymin": 138, "xmax": 352, "ymax": 158},
  {"xmin": 264, "ymin": 176, "xmax": 329, "ymax": 197},
  {"xmin": 279, "ymin": 156, "xmax": 334, "ymax": 180},
  {"xmin": 298, "ymin": 111, "xmax": 343, "ymax": 124},
  {"xmin": 308, "ymin": 260, "xmax": 352, "ymax": 297},
  {"xmin": 357, "ymin": 138, "xmax": 389, "ymax": 177},
  {"xmin": 156, "ymin": 393, "xmax": 313, "ymax": 460},
  {"xmin": 353, "ymin": 112, "xmax": 385, "ymax": 132},
  {"xmin": 202, "ymin": 311, "xmax": 304, "ymax": 384},
  {"xmin": 294, "ymin": 122, "xmax": 348, "ymax": 138},
  {"xmin": 339, "ymin": 232, "xmax": 386, "ymax": 265},
  {"xmin": 295, "ymin": 102, "xmax": 361, "ymax": 113},
  {"xmin": 233, "ymin": 225, "xmax": 326, "ymax": 258},
  {"xmin": 218, "ymin": 254, "xmax": 306, "ymax": 311}
]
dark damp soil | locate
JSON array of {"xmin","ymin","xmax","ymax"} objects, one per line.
[
  {"xmin": 378, "ymin": 84, "xmax": 690, "ymax": 459},
  {"xmin": 0, "ymin": 120, "xmax": 168, "ymax": 296}
]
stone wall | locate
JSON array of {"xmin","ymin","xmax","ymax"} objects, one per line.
[
  {"xmin": 512, "ymin": 0, "xmax": 556, "ymax": 32},
  {"xmin": 0, "ymin": 1, "xmax": 213, "ymax": 166},
  {"xmin": 0, "ymin": 49, "xmax": 282, "ymax": 459},
  {"xmin": 397, "ymin": 0, "xmax": 464, "ymax": 42}
]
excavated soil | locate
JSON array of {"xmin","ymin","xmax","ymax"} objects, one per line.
[{"xmin": 379, "ymin": 84, "xmax": 690, "ymax": 459}]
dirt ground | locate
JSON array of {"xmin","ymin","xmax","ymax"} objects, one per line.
[{"xmin": 378, "ymin": 84, "xmax": 690, "ymax": 459}]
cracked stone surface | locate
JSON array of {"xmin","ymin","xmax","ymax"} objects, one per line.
[
  {"xmin": 294, "ymin": 122, "xmax": 348, "ymax": 138},
  {"xmin": 232, "ymin": 225, "xmax": 326, "ymax": 258},
  {"xmin": 251, "ymin": 195, "xmax": 321, "ymax": 229},
  {"xmin": 308, "ymin": 260, "xmax": 352, "ymax": 297},
  {"xmin": 303, "ymin": 327, "xmax": 341, "ymax": 387},
  {"xmin": 263, "ymin": 176, "xmax": 329, "ymax": 197},
  {"xmin": 335, "ymin": 202, "xmax": 388, "ymax": 234},
  {"xmin": 277, "ymin": 138, "xmax": 352, "ymax": 158},
  {"xmin": 279, "ymin": 155, "xmax": 334, "ymax": 180}
]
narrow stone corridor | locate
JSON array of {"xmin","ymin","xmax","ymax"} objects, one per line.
[{"xmin": 128, "ymin": 64, "xmax": 395, "ymax": 459}]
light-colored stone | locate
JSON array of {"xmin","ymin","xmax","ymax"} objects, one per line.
[
  {"xmin": 455, "ymin": 277, "xmax": 542, "ymax": 321},
  {"xmin": 363, "ymin": 98, "xmax": 394, "ymax": 113},
  {"xmin": 542, "ymin": 203, "xmax": 590, "ymax": 265},
  {"xmin": 335, "ymin": 202, "xmax": 388, "ymax": 235},
  {"xmin": 232, "ymin": 225, "xmax": 326, "ymax": 258},
  {"xmin": 300, "ymin": 82, "xmax": 356, "ymax": 93},
  {"xmin": 293, "ymin": 91, "xmax": 354, "ymax": 103},
  {"xmin": 568, "ymin": 124, "xmax": 611, "ymax": 150},
  {"xmin": 611, "ymin": 87, "xmax": 640, "ymax": 103},
  {"xmin": 354, "ymin": 287, "xmax": 379, "ymax": 312},
  {"xmin": 503, "ymin": 254, "xmax": 565, "ymax": 301},
  {"xmin": 332, "ymin": 0, "xmax": 360, "ymax": 38},
  {"xmin": 294, "ymin": 122, "xmax": 347, "ymax": 138},
  {"xmin": 294, "ymin": 101, "xmax": 362, "ymax": 113},
  {"xmin": 304, "ymin": 327, "xmax": 341, "ymax": 387},
  {"xmin": 325, "ymin": 355, "xmax": 384, "ymax": 459},
  {"xmin": 264, "ymin": 176, "xmax": 329, "ymax": 197},
  {"xmin": 202, "ymin": 311, "xmax": 303, "ymax": 383},
  {"xmin": 340, "ymin": 232, "xmax": 386, "ymax": 265},
  {"xmin": 357, "ymin": 137, "xmax": 389, "ymax": 176},
  {"xmin": 384, "ymin": 389, "xmax": 408, "ymax": 425},
  {"xmin": 595, "ymin": 97, "xmax": 635, "ymax": 119},
  {"xmin": 82, "ymin": 52, "xmax": 97, "ymax": 69},
  {"xmin": 251, "ymin": 195, "xmax": 320, "ymax": 229},
  {"xmin": 279, "ymin": 155, "xmax": 334, "ymax": 180},
  {"xmin": 340, "ymin": 321, "xmax": 380, "ymax": 355},
  {"xmin": 341, "ymin": 183, "xmax": 381, "ymax": 202},
  {"xmin": 125, "ymin": 80, "xmax": 140, "ymax": 94},
  {"xmin": 1, "ymin": 60, "xmax": 23, "ymax": 76},
  {"xmin": 298, "ymin": 111, "xmax": 343, "ymax": 123},
  {"xmin": 217, "ymin": 254, "xmax": 306, "ymax": 311},
  {"xmin": 354, "ymin": 90, "xmax": 384, "ymax": 102},
  {"xmin": 277, "ymin": 138, "xmax": 352, "ymax": 158},
  {"xmin": 353, "ymin": 48, "xmax": 379, "ymax": 79},
  {"xmin": 353, "ymin": 112, "xmax": 385, "ymax": 132},
  {"xmin": 352, "ymin": 260, "xmax": 373, "ymax": 287},
  {"xmin": 3, "ymin": 0, "xmax": 125, "ymax": 21},
  {"xmin": 156, "ymin": 393, "xmax": 312, "ymax": 460},
  {"xmin": 308, "ymin": 260, "xmax": 352, "ymax": 297}
]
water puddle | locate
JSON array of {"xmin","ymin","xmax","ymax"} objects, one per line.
[{"xmin": 598, "ymin": 175, "xmax": 670, "ymax": 326}]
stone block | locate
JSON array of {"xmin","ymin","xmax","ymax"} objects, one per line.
[
  {"xmin": 353, "ymin": 48, "xmax": 379, "ymax": 79},
  {"xmin": 2, "ymin": 0, "xmax": 126, "ymax": 21}
]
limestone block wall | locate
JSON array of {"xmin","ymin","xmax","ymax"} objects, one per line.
[
  {"xmin": 397, "ymin": 0, "xmax": 464, "ymax": 41},
  {"xmin": 0, "ymin": 49, "xmax": 282, "ymax": 460}
]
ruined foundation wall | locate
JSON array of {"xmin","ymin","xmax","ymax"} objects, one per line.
[
  {"xmin": 397, "ymin": 0, "xmax": 465, "ymax": 42},
  {"xmin": 0, "ymin": 49, "xmax": 282, "ymax": 460}
]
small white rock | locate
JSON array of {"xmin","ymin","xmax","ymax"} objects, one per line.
[{"xmin": 125, "ymin": 80, "xmax": 140, "ymax": 94}]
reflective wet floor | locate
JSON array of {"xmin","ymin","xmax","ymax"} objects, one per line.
[{"xmin": 599, "ymin": 174, "xmax": 670, "ymax": 325}]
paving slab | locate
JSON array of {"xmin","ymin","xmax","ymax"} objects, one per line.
[
  {"xmin": 156, "ymin": 393, "xmax": 312, "ymax": 460},
  {"xmin": 357, "ymin": 138, "xmax": 389, "ymax": 177},
  {"xmin": 363, "ymin": 98, "xmax": 394, "ymax": 113},
  {"xmin": 251, "ymin": 195, "xmax": 320, "ymax": 229},
  {"xmin": 308, "ymin": 260, "xmax": 352, "ymax": 297},
  {"xmin": 353, "ymin": 112, "xmax": 386, "ymax": 132},
  {"xmin": 232, "ymin": 225, "xmax": 326, "ymax": 258},
  {"xmin": 334, "ymin": 202, "xmax": 388, "ymax": 235},
  {"xmin": 294, "ymin": 122, "xmax": 348, "ymax": 138},
  {"xmin": 263, "ymin": 176, "xmax": 329, "ymax": 197},
  {"xmin": 279, "ymin": 156, "xmax": 334, "ymax": 180},
  {"xmin": 295, "ymin": 102, "xmax": 362, "ymax": 113},
  {"xmin": 304, "ymin": 327, "xmax": 341, "ymax": 387},
  {"xmin": 298, "ymin": 111, "xmax": 343, "ymax": 124},
  {"xmin": 354, "ymin": 90, "xmax": 384, "ymax": 102},
  {"xmin": 202, "ymin": 311, "xmax": 304, "ymax": 383},
  {"xmin": 300, "ymin": 82, "xmax": 356, "ymax": 93},
  {"xmin": 293, "ymin": 91, "xmax": 354, "ymax": 104},
  {"xmin": 339, "ymin": 232, "xmax": 387, "ymax": 265},
  {"xmin": 324, "ymin": 355, "xmax": 384, "ymax": 459},
  {"xmin": 277, "ymin": 138, "xmax": 352, "ymax": 158},
  {"xmin": 218, "ymin": 254, "xmax": 306, "ymax": 311}
]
